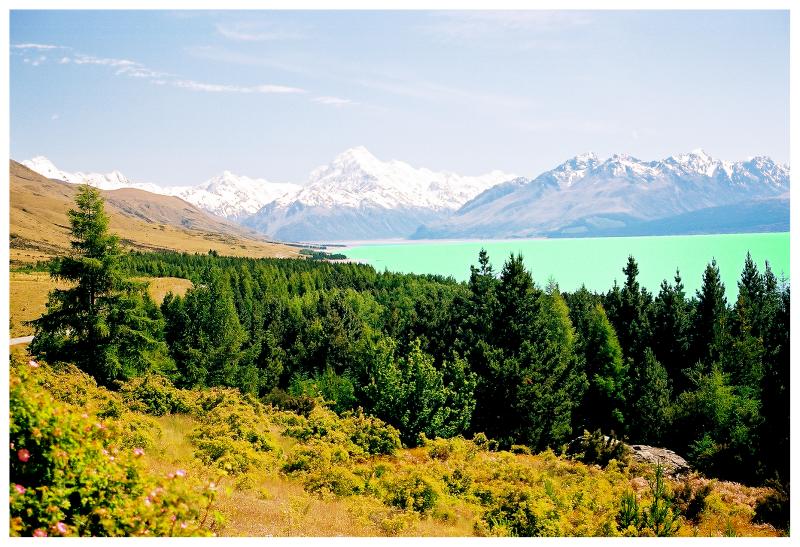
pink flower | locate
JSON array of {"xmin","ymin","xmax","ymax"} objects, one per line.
[
  {"xmin": 10, "ymin": 442, "xmax": 15, "ymax": 450},
  {"xmin": 170, "ymin": 514, "xmax": 177, "ymax": 522},
  {"xmin": 28, "ymin": 360, "xmax": 39, "ymax": 368},
  {"xmin": 133, "ymin": 447, "xmax": 145, "ymax": 457},
  {"xmin": 13, "ymin": 484, "xmax": 26, "ymax": 495},
  {"xmin": 17, "ymin": 448, "xmax": 30, "ymax": 462},
  {"xmin": 54, "ymin": 522, "xmax": 68, "ymax": 535},
  {"xmin": 180, "ymin": 522, "xmax": 188, "ymax": 530},
  {"xmin": 32, "ymin": 529, "xmax": 47, "ymax": 537},
  {"xmin": 175, "ymin": 469, "xmax": 186, "ymax": 477},
  {"xmin": 144, "ymin": 497, "xmax": 152, "ymax": 506}
]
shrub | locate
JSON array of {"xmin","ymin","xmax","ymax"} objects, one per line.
[
  {"xmin": 119, "ymin": 374, "xmax": 194, "ymax": 416},
  {"xmin": 385, "ymin": 472, "xmax": 441, "ymax": 514},
  {"xmin": 263, "ymin": 388, "xmax": 316, "ymax": 416},
  {"xmin": 189, "ymin": 389, "xmax": 277, "ymax": 475},
  {"xmin": 568, "ymin": 430, "xmax": 628, "ymax": 468},
  {"xmin": 616, "ymin": 491, "xmax": 640, "ymax": 534},
  {"xmin": 443, "ymin": 467, "xmax": 473, "ymax": 496},
  {"xmin": 753, "ymin": 479, "xmax": 789, "ymax": 531},
  {"xmin": 344, "ymin": 410, "xmax": 402, "ymax": 456},
  {"xmin": 9, "ymin": 361, "xmax": 212, "ymax": 537},
  {"xmin": 289, "ymin": 369, "xmax": 357, "ymax": 414},
  {"xmin": 479, "ymin": 488, "xmax": 562, "ymax": 537},
  {"xmin": 674, "ymin": 479, "xmax": 713, "ymax": 523},
  {"xmin": 511, "ymin": 444, "xmax": 532, "ymax": 455}
]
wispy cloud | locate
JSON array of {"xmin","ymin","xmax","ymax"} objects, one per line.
[
  {"xmin": 39, "ymin": 46, "xmax": 307, "ymax": 96},
  {"xmin": 312, "ymin": 96, "xmax": 356, "ymax": 107},
  {"xmin": 12, "ymin": 43, "xmax": 66, "ymax": 50},
  {"xmin": 215, "ymin": 22, "xmax": 305, "ymax": 42},
  {"xmin": 172, "ymin": 79, "xmax": 305, "ymax": 94},
  {"xmin": 23, "ymin": 55, "xmax": 47, "ymax": 67},
  {"xmin": 51, "ymin": 113, "xmax": 60, "ymax": 121}
]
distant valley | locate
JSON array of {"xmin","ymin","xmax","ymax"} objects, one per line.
[{"xmin": 21, "ymin": 148, "xmax": 789, "ymax": 242}]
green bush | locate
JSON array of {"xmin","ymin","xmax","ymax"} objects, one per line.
[
  {"xmin": 9, "ymin": 361, "xmax": 212, "ymax": 537},
  {"xmin": 344, "ymin": 409, "xmax": 402, "ymax": 456},
  {"xmin": 119, "ymin": 375, "xmax": 194, "ymax": 416},
  {"xmin": 262, "ymin": 388, "xmax": 316, "ymax": 416},
  {"xmin": 189, "ymin": 389, "xmax": 277, "ymax": 475},
  {"xmin": 568, "ymin": 430, "xmax": 628, "ymax": 468},
  {"xmin": 385, "ymin": 472, "xmax": 440, "ymax": 514},
  {"xmin": 479, "ymin": 488, "xmax": 562, "ymax": 536}
]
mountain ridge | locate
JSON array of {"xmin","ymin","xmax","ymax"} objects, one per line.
[
  {"xmin": 21, "ymin": 148, "xmax": 789, "ymax": 242},
  {"xmin": 414, "ymin": 149, "xmax": 789, "ymax": 239}
]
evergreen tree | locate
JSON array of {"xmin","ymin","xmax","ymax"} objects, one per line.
[
  {"xmin": 758, "ymin": 277, "xmax": 789, "ymax": 482},
  {"xmin": 30, "ymin": 185, "xmax": 172, "ymax": 385},
  {"xmin": 651, "ymin": 270, "xmax": 691, "ymax": 395},
  {"xmin": 615, "ymin": 256, "xmax": 652, "ymax": 363},
  {"xmin": 631, "ymin": 348, "xmax": 672, "ymax": 445},
  {"xmin": 496, "ymin": 253, "xmax": 538, "ymax": 352},
  {"xmin": 161, "ymin": 267, "xmax": 246, "ymax": 389},
  {"xmin": 577, "ymin": 303, "xmax": 627, "ymax": 435},
  {"xmin": 514, "ymin": 287, "xmax": 586, "ymax": 451},
  {"xmin": 736, "ymin": 252, "xmax": 764, "ymax": 330},
  {"xmin": 691, "ymin": 259, "xmax": 728, "ymax": 368}
]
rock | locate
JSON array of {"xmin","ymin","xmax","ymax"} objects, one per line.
[{"xmin": 628, "ymin": 444, "xmax": 691, "ymax": 476}]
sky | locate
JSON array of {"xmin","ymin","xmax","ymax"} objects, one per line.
[{"xmin": 9, "ymin": 10, "xmax": 790, "ymax": 187}]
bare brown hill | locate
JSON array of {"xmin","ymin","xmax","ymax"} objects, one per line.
[{"xmin": 9, "ymin": 160, "xmax": 300, "ymax": 265}]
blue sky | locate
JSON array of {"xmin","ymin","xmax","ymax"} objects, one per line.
[{"xmin": 10, "ymin": 10, "xmax": 789, "ymax": 186}]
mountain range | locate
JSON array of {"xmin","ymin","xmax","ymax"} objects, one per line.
[
  {"xmin": 9, "ymin": 160, "xmax": 299, "ymax": 266},
  {"xmin": 414, "ymin": 149, "xmax": 789, "ymax": 239},
  {"xmin": 21, "ymin": 148, "xmax": 789, "ymax": 242},
  {"xmin": 21, "ymin": 156, "xmax": 300, "ymax": 221}
]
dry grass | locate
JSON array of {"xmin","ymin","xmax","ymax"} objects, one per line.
[{"xmin": 9, "ymin": 271, "xmax": 193, "ymax": 337}]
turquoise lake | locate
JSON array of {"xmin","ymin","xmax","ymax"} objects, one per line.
[{"xmin": 344, "ymin": 233, "xmax": 790, "ymax": 301}]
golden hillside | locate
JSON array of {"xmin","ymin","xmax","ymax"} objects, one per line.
[{"xmin": 9, "ymin": 160, "xmax": 300, "ymax": 265}]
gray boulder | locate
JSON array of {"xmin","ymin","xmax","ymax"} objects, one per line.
[{"xmin": 628, "ymin": 444, "xmax": 691, "ymax": 476}]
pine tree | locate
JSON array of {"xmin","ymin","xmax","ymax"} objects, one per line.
[
  {"xmin": 515, "ymin": 287, "xmax": 586, "ymax": 451},
  {"xmin": 616, "ymin": 256, "xmax": 652, "ymax": 363},
  {"xmin": 651, "ymin": 270, "xmax": 691, "ymax": 395},
  {"xmin": 161, "ymin": 267, "xmax": 246, "ymax": 389},
  {"xmin": 631, "ymin": 348, "xmax": 672, "ymax": 445},
  {"xmin": 578, "ymin": 303, "xmax": 627, "ymax": 435},
  {"xmin": 691, "ymin": 259, "xmax": 728, "ymax": 368},
  {"xmin": 30, "ymin": 185, "xmax": 172, "ymax": 385},
  {"xmin": 496, "ymin": 253, "xmax": 538, "ymax": 353}
]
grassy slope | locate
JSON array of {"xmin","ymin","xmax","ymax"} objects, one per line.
[
  {"xmin": 9, "ymin": 160, "xmax": 300, "ymax": 266},
  {"xmin": 9, "ymin": 272, "xmax": 193, "ymax": 337},
  {"xmin": 9, "ymin": 347, "xmax": 782, "ymax": 537}
]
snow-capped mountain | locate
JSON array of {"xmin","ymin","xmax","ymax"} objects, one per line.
[
  {"xmin": 21, "ymin": 156, "xmax": 166, "ymax": 194},
  {"xmin": 21, "ymin": 149, "xmax": 789, "ymax": 242},
  {"xmin": 174, "ymin": 172, "xmax": 300, "ymax": 221},
  {"xmin": 413, "ymin": 150, "xmax": 790, "ymax": 239},
  {"xmin": 21, "ymin": 156, "xmax": 300, "ymax": 221},
  {"xmin": 243, "ymin": 146, "xmax": 516, "ymax": 241}
]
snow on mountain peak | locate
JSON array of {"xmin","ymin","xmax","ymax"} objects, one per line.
[{"xmin": 283, "ymin": 148, "xmax": 516, "ymax": 211}]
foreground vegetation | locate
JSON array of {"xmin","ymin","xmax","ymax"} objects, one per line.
[
  {"xmin": 12, "ymin": 184, "xmax": 790, "ymax": 536},
  {"xmin": 9, "ymin": 353, "xmax": 782, "ymax": 537}
]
